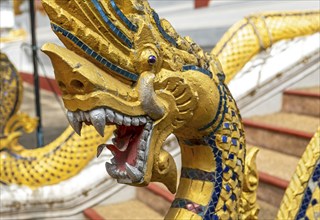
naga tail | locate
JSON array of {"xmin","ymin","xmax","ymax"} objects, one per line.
[{"xmin": 212, "ymin": 11, "xmax": 320, "ymax": 84}]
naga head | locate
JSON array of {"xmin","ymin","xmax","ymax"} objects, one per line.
[{"xmin": 42, "ymin": 0, "xmax": 223, "ymax": 193}]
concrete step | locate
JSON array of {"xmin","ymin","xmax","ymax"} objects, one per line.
[
  {"xmin": 282, "ymin": 86, "xmax": 320, "ymax": 117},
  {"xmin": 85, "ymin": 199, "xmax": 164, "ymax": 220},
  {"xmin": 258, "ymin": 200, "xmax": 279, "ymax": 220},
  {"xmin": 136, "ymin": 184, "xmax": 172, "ymax": 217},
  {"xmin": 249, "ymin": 146, "xmax": 299, "ymax": 208},
  {"xmin": 243, "ymin": 112, "xmax": 318, "ymax": 157}
]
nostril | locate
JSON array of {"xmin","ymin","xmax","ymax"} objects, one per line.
[
  {"xmin": 58, "ymin": 81, "xmax": 66, "ymax": 91},
  {"xmin": 70, "ymin": 79, "xmax": 84, "ymax": 91}
]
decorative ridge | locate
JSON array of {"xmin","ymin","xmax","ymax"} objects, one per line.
[
  {"xmin": 51, "ymin": 23, "xmax": 139, "ymax": 82},
  {"xmin": 91, "ymin": 0, "xmax": 133, "ymax": 48},
  {"xmin": 110, "ymin": 0, "xmax": 138, "ymax": 32},
  {"xmin": 152, "ymin": 10, "xmax": 177, "ymax": 47}
]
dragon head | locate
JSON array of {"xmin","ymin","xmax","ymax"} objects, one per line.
[{"xmin": 42, "ymin": 0, "xmax": 223, "ymax": 193}]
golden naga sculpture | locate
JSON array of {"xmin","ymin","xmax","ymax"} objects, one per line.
[
  {"xmin": 0, "ymin": 0, "xmax": 319, "ymax": 218},
  {"xmin": 38, "ymin": 0, "xmax": 318, "ymax": 218},
  {"xmin": 40, "ymin": 0, "xmax": 262, "ymax": 218}
]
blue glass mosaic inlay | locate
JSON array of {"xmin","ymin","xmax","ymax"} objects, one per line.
[
  {"xmin": 109, "ymin": 0, "xmax": 138, "ymax": 32},
  {"xmin": 91, "ymin": 0, "xmax": 133, "ymax": 48},
  {"xmin": 296, "ymin": 160, "xmax": 320, "ymax": 219},
  {"xmin": 181, "ymin": 167, "xmax": 216, "ymax": 182},
  {"xmin": 199, "ymin": 83, "xmax": 225, "ymax": 131},
  {"xmin": 152, "ymin": 10, "xmax": 177, "ymax": 47},
  {"xmin": 182, "ymin": 65, "xmax": 213, "ymax": 79},
  {"xmin": 51, "ymin": 23, "xmax": 139, "ymax": 82},
  {"xmin": 203, "ymin": 135, "xmax": 223, "ymax": 219}
]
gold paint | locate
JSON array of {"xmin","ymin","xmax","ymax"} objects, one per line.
[
  {"xmin": 305, "ymin": 186, "xmax": 320, "ymax": 219},
  {"xmin": 165, "ymin": 208, "xmax": 202, "ymax": 220},
  {"xmin": 2, "ymin": 0, "xmax": 316, "ymax": 218},
  {"xmin": 150, "ymin": 149, "xmax": 177, "ymax": 194},
  {"xmin": 240, "ymin": 147, "xmax": 260, "ymax": 220},
  {"xmin": 176, "ymin": 178, "xmax": 214, "ymax": 206},
  {"xmin": 0, "ymin": 52, "xmax": 115, "ymax": 187},
  {"xmin": 277, "ymin": 128, "xmax": 320, "ymax": 220},
  {"xmin": 42, "ymin": 44, "xmax": 144, "ymax": 114},
  {"xmin": 0, "ymin": 113, "xmax": 38, "ymax": 151},
  {"xmin": 212, "ymin": 11, "xmax": 320, "ymax": 83},
  {"xmin": 180, "ymin": 145, "xmax": 216, "ymax": 172},
  {"xmin": 0, "ymin": 125, "xmax": 114, "ymax": 187}
]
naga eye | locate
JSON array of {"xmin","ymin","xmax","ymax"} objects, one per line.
[{"xmin": 148, "ymin": 55, "xmax": 157, "ymax": 65}]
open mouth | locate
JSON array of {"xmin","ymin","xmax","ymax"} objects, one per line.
[{"xmin": 66, "ymin": 108, "xmax": 153, "ymax": 184}]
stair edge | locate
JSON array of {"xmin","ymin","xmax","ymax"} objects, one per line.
[
  {"xmin": 83, "ymin": 208, "xmax": 105, "ymax": 220},
  {"xmin": 259, "ymin": 171, "xmax": 289, "ymax": 190},
  {"xmin": 284, "ymin": 90, "xmax": 320, "ymax": 98},
  {"xmin": 243, "ymin": 119, "xmax": 314, "ymax": 139}
]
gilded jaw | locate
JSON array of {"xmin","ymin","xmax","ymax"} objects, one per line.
[
  {"xmin": 67, "ymin": 107, "xmax": 154, "ymax": 184},
  {"xmin": 42, "ymin": 43, "xmax": 174, "ymax": 187}
]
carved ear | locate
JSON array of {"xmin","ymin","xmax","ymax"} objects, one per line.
[{"xmin": 151, "ymin": 149, "xmax": 177, "ymax": 194}]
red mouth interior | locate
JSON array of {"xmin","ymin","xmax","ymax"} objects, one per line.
[{"xmin": 107, "ymin": 125, "xmax": 144, "ymax": 171}]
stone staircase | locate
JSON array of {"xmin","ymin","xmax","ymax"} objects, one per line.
[
  {"xmin": 83, "ymin": 86, "xmax": 319, "ymax": 220},
  {"xmin": 244, "ymin": 86, "xmax": 319, "ymax": 219}
]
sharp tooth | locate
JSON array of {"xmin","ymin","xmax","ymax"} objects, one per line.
[
  {"xmin": 111, "ymin": 157, "xmax": 117, "ymax": 164},
  {"xmin": 145, "ymin": 123, "xmax": 152, "ymax": 131},
  {"xmin": 75, "ymin": 112, "xmax": 81, "ymax": 122},
  {"xmin": 105, "ymin": 109, "xmax": 115, "ymax": 122},
  {"xmin": 84, "ymin": 112, "xmax": 90, "ymax": 122},
  {"xmin": 142, "ymin": 130, "xmax": 149, "ymax": 140},
  {"xmin": 136, "ymin": 160, "xmax": 144, "ymax": 171},
  {"xmin": 132, "ymin": 118, "xmax": 139, "ymax": 126},
  {"xmin": 97, "ymin": 144, "xmax": 106, "ymax": 158},
  {"xmin": 123, "ymin": 116, "xmax": 132, "ymax": 126},
  {"xmin": 105, "ymin": 162, "xmax": 118, "ymax": 178},
  {"xmin": 67, "ymin": 111, "xmax": 82, "ymax": 135},
  {"xmin": 138, "ymin": 151, "xmax": 145, "ymax": 160},
  {"xmin": 139, "ymin": 139, "xmax": 146, "ymax": 150},
  {"xmin": 90, "ymin": 108, "xmax": 106, "ymax": 137},
  {"xmin": 79, "ymin": 111, "xmax": 85, "ymax": 121},
  {"xmin": 125, "ymin": 163, "xmax": 143, "ymax": 182},
  {"xmin": 115, "ymin": 113, "xmax": 123, "ymax": 125},
  {"xmin": 120, "ymin": 171, "xmax": 126, "ymax": 178},
  {"xmin": 139, "ymin": 117, "xmax": 147, "ymax": 125}
]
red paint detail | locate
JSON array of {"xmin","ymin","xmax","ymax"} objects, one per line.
[
  {"xmin": 284, "ymin": 90, "xmax": 320, "ymax": 98},
  {"xmin": 83, "ymin": 208, "xmax": 105, "ymax": 220},
  {"xmin": 243, "ymin": 119, "xmax": 313, "ymax": 139},
  {"xmin": 195, "ymin": 0, "xmax": 210, "ymax": 8},
  {"xmin": 19, "ymin": 72, "xmax": 62, "ymax": 96},
  {"xmin": 147, "ymin": 183, "xmax": 174, "ymax": 202},
  {"xmin": 259, "ymin": 171, "xmax": 289, "ymax": 190},
  {"xmin": 106, "ymin": 125, "xmax": 145, "ymax": 171}
]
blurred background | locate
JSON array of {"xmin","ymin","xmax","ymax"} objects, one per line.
[{"xmin": 0, "ymin": 1, "xmax": 319, "ymax": 219}]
